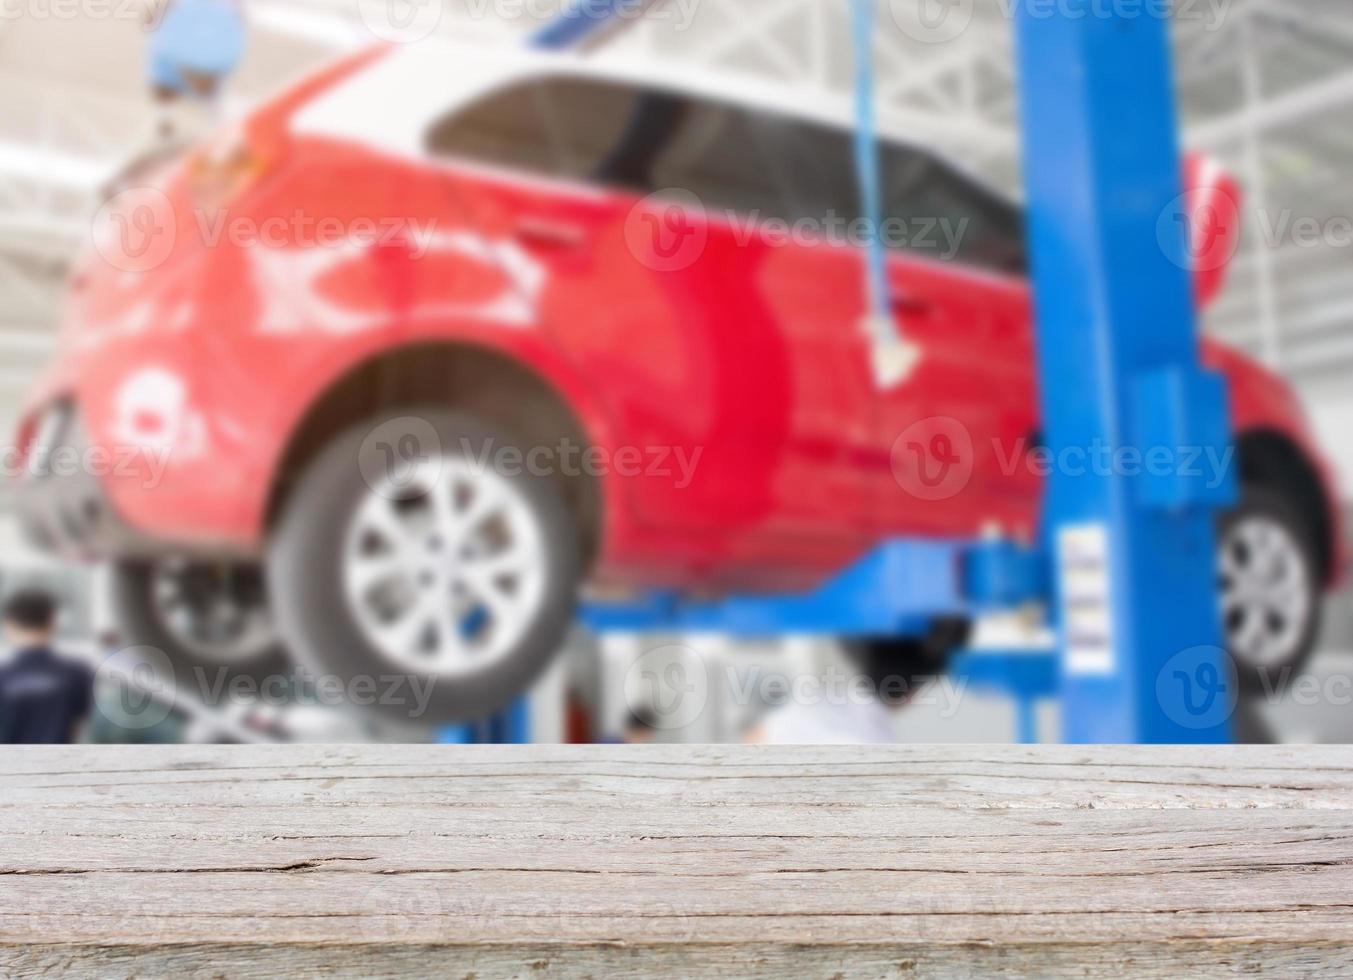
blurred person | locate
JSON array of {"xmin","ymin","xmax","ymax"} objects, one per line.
[
  {"xmin": 748, "ymin": 640, "xmax": 948, "ymax": 745},
  {"xmin": 596, "ymin": 707, "xmax": 659, "ymax": 744},
  {"xmin": 0, "ymin": 590, "xmax": 93, "ymax": 744},
  {"xmin": 623, "ymin": 707, "xmax": 658, "ymax": 745}
]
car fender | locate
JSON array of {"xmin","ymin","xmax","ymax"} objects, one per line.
[{"xmin": 244, "ymin": 317, "xmax": 625, "ymax": 548}]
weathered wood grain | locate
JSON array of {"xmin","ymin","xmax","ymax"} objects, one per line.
[{"xmin": 3, "ymin": 745, "xmax": 1353, "ymax": 978}]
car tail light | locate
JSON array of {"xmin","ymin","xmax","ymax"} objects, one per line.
[
  {"xmin": 185, "ymin": 126, "xmax": 275, "ymax": 209},
  {"xmin": 18, "ymin": 400, "xmax": 73, "ymax": 479}
]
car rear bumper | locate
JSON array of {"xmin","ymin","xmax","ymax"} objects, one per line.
[{"xmin": 11, "ymin": 401, "xmax": 158, "ymax": 561}]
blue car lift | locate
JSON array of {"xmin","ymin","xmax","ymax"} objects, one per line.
[{"xmin": 460, "ymin": 0, "xmax": 1237, "ymax": 745}]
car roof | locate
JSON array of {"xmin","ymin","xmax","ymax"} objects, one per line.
[{"xmin": 292, "ymin": 38, "xmax": 1019, "ymax": 208}]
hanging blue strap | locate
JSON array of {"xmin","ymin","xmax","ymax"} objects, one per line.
[
  {"xmin": 531, "ymin": 0, "xmax": 646, "ymax": 50},
  {"xmin": 850, "ymin": 0, "xmax": 891, "ymax": 327}
]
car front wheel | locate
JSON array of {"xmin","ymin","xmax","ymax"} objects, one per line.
[
  {"xmin": 266, "ymin": 409, "xmax": 582, "ymax": 726},
  {"xmin": 1219, "ymin": 486, "xmax": 1323, "ymax": 692}
]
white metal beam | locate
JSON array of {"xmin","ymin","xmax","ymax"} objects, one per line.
[{"xmin": 0, "ymin": 140, "xmax": 106, "ymax": 192}]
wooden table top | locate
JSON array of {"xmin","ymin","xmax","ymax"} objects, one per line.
[{"xmin": 3, "ymin": 744, "xmax": 1352, "ymax": 977}]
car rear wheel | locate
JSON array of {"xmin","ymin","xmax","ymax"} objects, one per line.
[
  {"xmin": 1219, "ymin": 486, "xmax": 1322, "ymax": 692},
  {"xmin": 266, "ymin": 409, "xmax": 582, "ymax": 725},
  {"xmin": 110, "ymin": 559, "xmax": 288, "ymax": 685}
]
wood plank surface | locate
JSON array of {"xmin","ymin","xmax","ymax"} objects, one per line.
[{"xmin": 3, "ymin": 744, "xmax": 1353, "ymax": 977}]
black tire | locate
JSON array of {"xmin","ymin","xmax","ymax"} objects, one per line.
[
  {"xmin": 266, "ymin": 409, "xmax": 582, "ymax": 726},
  {"xmin": 110, "ymin": 559, "xmax": 290, "ymax": 687},
  {"xmin": 1219, "ymin": 485, "xmax": 1323, "ymax": 694},
  {"xmin": 842, "ymin": 617, "xmax": 971, "ymax": 704}
]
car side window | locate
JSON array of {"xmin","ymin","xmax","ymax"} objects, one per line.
[
  {"xmin": 882, "ymin": 142, "xmax": 1027, "ymax": 275},
  {"xmin": 648, "ymin": 99, "xmax": 860, "ymax": 232},
  {"xmin": 426, "ymin": 75, "xmax": 856, "ymax": 231},
  {"xmin": 425, "ymin": 77, "xmax": 642, "ymax": 182},
  {"xmin": 426, "ymin": 74, "xmax": 1024, "ymax": 273}
]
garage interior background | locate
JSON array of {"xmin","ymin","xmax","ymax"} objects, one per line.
[{"xmin": 0, "ymin": 0, "xmax": 1351, "ymax": 740}]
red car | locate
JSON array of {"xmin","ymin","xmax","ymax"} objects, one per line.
[{"xmin": 13, "ymin": 42, "xmax": 1343, "ymax": 720}]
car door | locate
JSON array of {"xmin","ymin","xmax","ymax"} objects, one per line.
[
  {"xmin": 871, "ymin": 147, "xmax": 1042, "ymax": 542},
  {"xmin": 426, "ymin": 75, "xmax": 877, "ymax": 564}
]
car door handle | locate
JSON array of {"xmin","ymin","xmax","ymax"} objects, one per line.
[
  {"xmin": 891, "ymin": 292, "xmax": 935, "ymax": 317},
  {"xmin": 513, "ymin": 216, "xmax": 588, "ymax": 250}
]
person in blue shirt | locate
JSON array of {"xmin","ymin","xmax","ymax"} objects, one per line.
[{"xmin": 0, "ymin": 590, "xmax": 93, "ymax": 745}]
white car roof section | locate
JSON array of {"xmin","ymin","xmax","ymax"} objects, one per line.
[
  {"xmin": 290, "ymin": 40, "xmax": 1019, "ymax": 209},
  {"xmin": 295, "ymin": 41, "xmax": 897, "ymax": 162}
]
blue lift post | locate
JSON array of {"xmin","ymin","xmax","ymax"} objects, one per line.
[{"xmin": 1012, "ymin": 4, "xmax": 1237, "ymax": 741}]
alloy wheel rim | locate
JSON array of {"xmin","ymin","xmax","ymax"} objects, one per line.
[
  {"xmin": 151, "ymin": 560, "xmax": 278, "ymax": 665},
  {"xmin": 1219, "ymin": 515, "xmax": 1310, "ymax": 669},
  {"xmin": 343, "ymin": 455, "xmax": 547, "ymax": 677}
]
